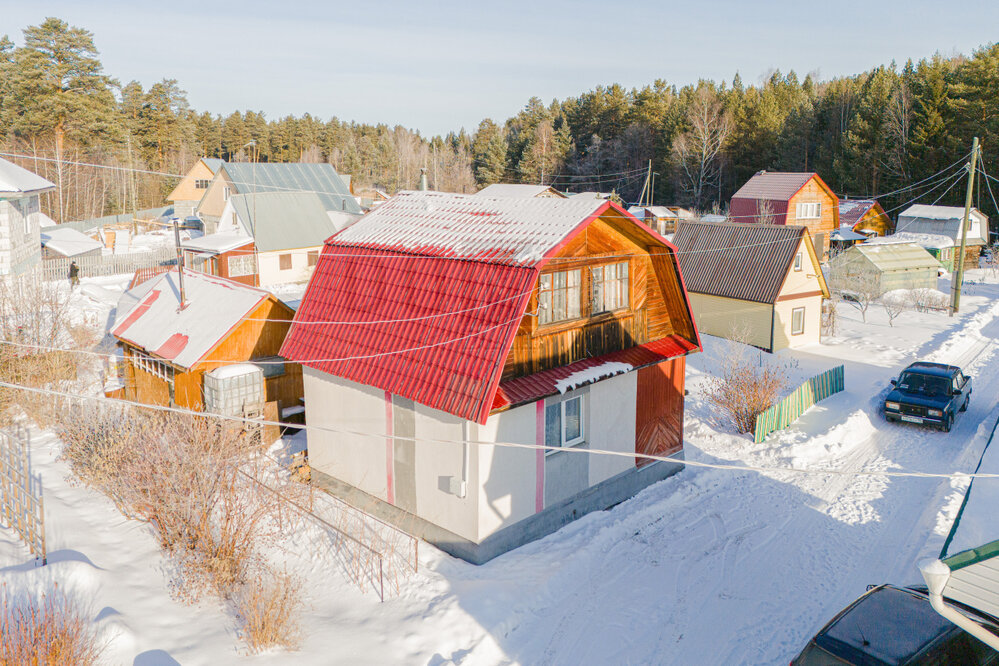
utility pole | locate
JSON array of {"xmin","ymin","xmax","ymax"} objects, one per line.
[
  {"xmin": 951, "ymin": 137, "xmax": 980, "ymax": 315},
  {"xmin": 638, "ymin": 160, "xmax": 651, "ymax": 208},
  {"xmin": 651, "ymin": 172, "xmax": 659, "ymax": 207}
]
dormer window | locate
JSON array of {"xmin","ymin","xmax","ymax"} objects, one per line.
[
  {"xmin": 539, "ymin": 269, "xmax": 581, "ymax": 325},
  {"xmin": 796, "ymin": 202, "xmax": 820, "ymax": 219},
  {"xmin": 591, "ymin": 262, "xmax": 629, "ymax": 314}
]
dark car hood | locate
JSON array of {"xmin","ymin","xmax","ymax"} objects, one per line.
[{"xmin": 886, "ymin": 389, "xmax": 949, "ymax": 408}]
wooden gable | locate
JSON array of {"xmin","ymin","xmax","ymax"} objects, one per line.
[
  {"xmin": 501, "ymin": 210, "xmax": 696, "ymax": 380},
  {"xmin": 854, "ymin": 203, "xmax": 892, "ymax": 236},
  {"xmin": 168, "ymin": 159, "xmax": 215, "ymax": 203}
]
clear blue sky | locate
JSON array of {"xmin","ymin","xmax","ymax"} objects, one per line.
[{"xmin": 5, "ymin": 1, "xmax": 998, "ymax": 136}]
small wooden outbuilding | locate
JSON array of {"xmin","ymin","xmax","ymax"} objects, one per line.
[
  {"xmin": 838, "ymin": 198, "xmax": 892, "ymax": 237},
  {"xmin": 111, "ymin": 269, "xmax": 302, "ymax": 418}
]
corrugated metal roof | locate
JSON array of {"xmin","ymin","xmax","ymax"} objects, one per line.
[
  {"xmin": 899, "ymin": 204, "xmax": 986, "ymax": 222},
  {"xmin": 0, "ymin": 157, "xmax": 55, "ymax": 195},
  {"xmin": 838, "ymin": 199, "xmax": 878, "ymax": 227},
  {"xmin": 836, "ymin": 242, "xmax": 942, "ymax": 272},
  {"xmin": 202, "ymin": 158, "xmax": 225, "ymax": 175},
  {"xmin": 112, "ymin": 270, "xmax": 269, "ymax": 369},
  {"xmin": 672, "ymin": 221, "xmax": 806, "ymax": 304},
  {"xmin": 281, "ymin": 195, "xmax": 699, "ymax": 423},
  {"xmin": 229, "ymin": 192, "xmax": 357, "ymax": 252},
  {"xmin": 332, "ymin": 191, "xmax": 609, "ymax": 265},
  {"xmin": 493, "ymin": 336, "xmax": 697, "ymax": 411},
  {"xmin": 222, "ymin": 163, "xmax": 360, "ymax": 215},
  {"xmin": 731, "ymin": 172, "xmax": 815, "ymax": 201},
  {"xmin": 475, "ymin": 184, "xmax": 566, "ymax": 198}
]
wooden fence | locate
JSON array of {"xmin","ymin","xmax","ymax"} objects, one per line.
[
  {"xmin": 41, "ymin": 248, "xmax": 177, "ymax": 282},
  {"xmin": 0, "ymin": 425, "xmax": 45, "ymax": 563},
  {"xmin": 754, "ymin": 365, "xmax": 845, "ymax": 443}
]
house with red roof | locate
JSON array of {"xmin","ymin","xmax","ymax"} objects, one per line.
[
  {"xmin": 729, "ymin": 171, "xmax": 839, "ymax": 258},
  {"xmin": 281, "ymin": 190, "xmax": 701, "ymax": 563},
  {"xmin": 111, "ymin": 268, "xmax": 302, "ymax": 416}
]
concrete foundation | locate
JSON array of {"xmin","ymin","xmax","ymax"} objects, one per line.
[{"xmin": 312, "ymin": 452, "xmax": 685, "ymax": 565}]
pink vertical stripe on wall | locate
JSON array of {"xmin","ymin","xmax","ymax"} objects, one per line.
[
  {"xmin": 385, "ymin": 391, "xmax": 394, "ymax": 505},
  {"xmin": 535, "ymin": 400, "xmax": 545, "ymax": 513}
]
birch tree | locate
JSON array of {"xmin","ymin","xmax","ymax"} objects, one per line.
[{"xmin": 672, "ymin": 87, "xmax": 731, "ymax": 209}]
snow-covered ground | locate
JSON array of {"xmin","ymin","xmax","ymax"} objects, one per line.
[{"xmin": 2, "ymin": 272, "xmax": 998, "ymax": 664}]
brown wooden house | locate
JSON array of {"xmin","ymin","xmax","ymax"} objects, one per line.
[
  {"xmin": 280, "ymin": 191, "xmax": 701, "ymax": 563},
  {"xmin": 181, "ymin": 233, "xmax": 258, "ymax": 286},
  {"xmin": 112, "ymin": 269, "xmax": 301, "ymax": 418},
  {"xmin": 839, "ymin": 199, "xmax": 892, "ymax": 237},
  {"xmin": 730, "ymin": 171, "xmax": 839, "ymax": 258}
]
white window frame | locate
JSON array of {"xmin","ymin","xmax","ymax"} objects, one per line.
[
  {"xmin": 794, "ymin": 252, "xmax": 802, "ymax": 271},
  {"xmin": 544, "ymin": 394, "xmax": 585, "ymax": 455},
  {"xmin": 591, "ymin": 261, "xmax": 630, "ymax": 314},
  {"xmin": 791, "ymin": 307, "xmax": 805, "ymax": 336},
  {"xmin": 795, "ymin": 202, "xmax": 821, "ymax": 219},
  {"xmin": 228, "ymin": 254, "xmax": 255, "ymax": 277},
  {"xmin": 539, "ymin": 269, "xmax": 582, "ymax": 325},
  {"xmin": 223, "ymin": 186, "xmax": 231, "ymax": 201}
]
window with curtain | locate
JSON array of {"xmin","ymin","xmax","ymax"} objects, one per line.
[
  {"xmin": 590, "ymin": 262, "xmax": 629, "ymax": 314},
  {"xmin": 539, "ymin": 269, "xmax": 581, "ymax": 325}
]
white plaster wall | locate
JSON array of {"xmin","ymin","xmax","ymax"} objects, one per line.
[
  {"xmin": 476, "ymin": 402, "xmax": 537, "ymax": 542},
  {"xmin": 302, "ymin": 367, "xmax": 388, "ymax": 500},
  {"xmin": 257, "ymin": 247, "xmax": 321, "ymax": 286},
  {"xmin": 0, "ymin": 196, "xmax": 42, "ymax": 277},
  {"xmin": 412, "ymin": 403, "xmax": 479, "ymax": 542},
  {"xmin": 587, "ymin": 371, "xmax": 637, "ymax": 486}
]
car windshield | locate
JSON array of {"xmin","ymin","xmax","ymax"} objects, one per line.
[{"xmin": 898, "ymin": 372, "xmax": 951, "ymax": 396}]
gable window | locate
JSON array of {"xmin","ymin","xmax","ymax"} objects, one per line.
[
  {"xmin": 195, "ymin": 179, "xmax": 210, "ymax": 189},
  {"xmin": 228, "ymin": 254, "xmax": 254, "ymax": 277},
  {"xmin": 591, "ymin": 262, "xmax": 630, "ymax": 314},
  {"xmin": 796, "ymin": 202, "xmax": 821, "ymax": 219},
  {"xmin": 539, "ymin": 269, "xmax": 581, "ymax": 325},
  {"xmin": 279, "ymin": 253, "xmax": 293, "ymax": 271},
  {"xmin": 223, "ymin": 186, "xmax": 231, "ymax": 201},
  {"xmin": 791, "ymin": 307, "xmax": 805, "ymax": 335},
  {"xmin": 545, "ymin": 394, "xmax": 584, "ymax": 453},
  {"xmin": 794, "ymin": 252, "xmax": 802, "ymax": 271},
  {"xmin": 307, "ymin": 250, "xmax": 319, "ymax": 267}
]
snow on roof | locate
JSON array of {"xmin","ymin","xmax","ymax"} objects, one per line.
[
  {"xmin": 331, "ymin": 190, "xmax": 610, "ymax": 265},
  {"xmin": 899, "ymin": 204, "xmax": 987, "ymax": 222},
  {"xmin": 555, "ymin": 362, "xmax": 633, "ymax": 394},
  {"xmin": 112, "ymin": 270, "xmax": 270, "ymax": 369},
  {"xmin": 867, "ymin": 231, "xmax": 955, "ymax": 249},
  {"xmin": 0, "ymin": 157, "xmax": 56, "ymax": 195},
  {"xmin": 830, "ymin": 225, "xmax": 868, "ymax": 242},
  {"xmin": 731, "ymin": 172, "xmax": 817, "ymax": 201},
  {"xmin": 181, "ymin": 232, "xmax": 253, "ymax": 254},
  {"xmin": 40, "ymin": 227, "xmax": 104, "ymax": 257},
  {"xmin": 644, "ymin": 206, "xmax": 677, "ymax": 218},
  {"xmin": 38, "ymin": 212, "xmax": 57, "ymax": 228},
  {"xmin": 325, "ymin": 209, "xmax": 362, "ymax": 234},
  {"xmin": 840, "ymin": 241, "xmax": 942, "ymax": 271},
  {"xmin": 475, "ymin": 184, "xmax": 565, "ymax": 198},
  {"xmin": 838, "ymin": 199, "xmax": 879, "ymax": 227}
]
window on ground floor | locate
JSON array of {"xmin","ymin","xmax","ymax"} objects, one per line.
[
  {"xmin": 307, "ymin": 250, "xmax": 319, "ymax": 267},
  {"xmin": 279, "ymin": 253, "xmax": 292, "ymax": 270},
  {"xmin": 545, "ymin": 394, "xmax": 585, "ymax": 453},
  {"xmin": 791, "ymin": 307, "xmax": 805, "ymax": 335}
]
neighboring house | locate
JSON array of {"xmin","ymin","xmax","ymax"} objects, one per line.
[
  {"xmin": 672, "ymin": 221, "xmax": 829, "ymax": 352},
  {"xmin": 838, "ymin": 198, "xmax": 892, "ymax": 237},
  {"xmin": 475, "ymin": 183, "xmax": 567, "ymax": 198},
  {"xmin": 896, "ymin": 204, "xmax": 990, "ymax": 271},
  {"xmin": 280, "ymin": 190, "xmax": 701, "ymax": 564},
  {"xmin": 196, "ymin": 162, "xmax": 359, "ymax": 233},
  {"xmin": 829, "ymin": 241, "xmax": 941, "ymax": 296},
  {"xmin": 829, "ymin": 225, "xmax": 869, "ymax": 253},
  {"xmin": 40, "ymin": 227, "xmax": 103, "ymax": 259},
  {"xmin": 112, "ymin": 269, "xmax": 302, "ymax": 415},
  {"xmin": 355, "ymin": 187, "xmax": 389, "ymax": 210},
  {"xmin": 729, "ymin": 171, "xmax": 839, "ymax": 258},
  {"xmin": 627, "ymin": 206, "xmax": 696, "ymax": 235},
  {"xmin": 0, "ymin": 157, "xmax": 56, "ymax": 279},
  {"xmin": 211, "ymin": 191, "xmax": 359, "ymax": 286},
  {"xmin": 167, "ymin": 157, "xmax": 225, "ymax": 219},
  {"xmin": 181, "ymin": 233, "xmax": 257, "ymax": 286}
]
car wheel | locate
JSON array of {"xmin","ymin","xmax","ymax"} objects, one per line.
[
  {"xmin": 960, "ymin": 395, "xmax": 969, "ymax": 412},
  {"xmin": 943, "ymin": 413, "xmax": 953, "ymax": 433}
]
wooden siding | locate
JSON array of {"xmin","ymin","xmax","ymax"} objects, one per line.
[
  {"xmin": 500, "ymin": 215, "xmax": 690, "ymax": 380},
  {"xmin": 168, "ymin": 160, "xmax": 215, "ymax": 204},
  {"xmin": 635, "ymin": 357, "xmax": 685, "ymax": 467},
  {"xmin": 785, "ymin": 179, "xmax": 838, "ymax": 257},
  {"xmin": 854, "ymin": 206, "xmax": 892, "ymax": 237}
]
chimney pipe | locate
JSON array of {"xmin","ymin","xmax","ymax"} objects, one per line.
[
  {"xmin": 420, "ymin": 168, "xmax": 428, "ymax": 191},
  {"xmin": 172, "ymin": 218, "xmax": 187, "ymax": 310}
]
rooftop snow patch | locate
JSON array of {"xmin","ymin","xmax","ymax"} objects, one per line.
[
  {"xmin": 555, "ymin": 362, "xmax": 633, "ymax": 394},
  {"xmin": 867, "ymin": 232, "xmax": 954, "ymax": 249},
  {"xmin": 0, "ymin": 156, "xmax": 55, "ymax": 194},
  {"xmin": 41, "ymin": 227, "xmax": 104, "ymax": 257}
]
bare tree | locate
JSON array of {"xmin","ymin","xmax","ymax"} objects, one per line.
[
  {"xmin": 830, "ymin": 265, "xmax": 881, "ymax": 322},
  {"xmin": 881, "ymin": 292, "xmax": 907, "ymax": 326},
  {"xmin": 672, "ymin": 88, "xmax": 731, "ymax": 209},
  {"xmin": 756, "ymin": 199, "xmax": 775, "ymax": 225}
]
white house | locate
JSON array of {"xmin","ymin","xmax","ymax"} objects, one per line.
[
  {"xmin": 0, "ymin": 158, "xmax": 56, "ymax": 279},
  {"xmin": 896, "ymin": 204, "xmax": 990, "ymax": 271},
  {"xmin": 213, "ymin": 191, "xmax": 360, "ymax": 286},
  {"xmin": 280, "ymin": 190, "xmax": 702, "ymax": 563}
]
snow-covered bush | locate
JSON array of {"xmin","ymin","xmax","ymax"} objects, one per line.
[
  {"xmin": 704, "ymin": 331, "xmax": 788, "ymax": 434},
  {"xmin": 0, "ymin": 583, "xmax": 104, "ymax": 666},
  {"xmin": 233, "ymin": 567, "xmax": 304, "ymax": 653}
]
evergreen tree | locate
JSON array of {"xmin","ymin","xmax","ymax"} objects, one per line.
[{"xmin": 471, "ymin": 119, "xmax": 507, "ymax": 186}]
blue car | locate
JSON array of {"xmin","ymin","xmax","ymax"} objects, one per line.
[{"xmin": 884, "ymin": 362, "xmax": 972, "ymax": 432}]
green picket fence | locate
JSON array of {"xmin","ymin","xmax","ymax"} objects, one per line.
[{"xmin": 753, "ymin": 365, "xmax": 845, "ymax": 443}]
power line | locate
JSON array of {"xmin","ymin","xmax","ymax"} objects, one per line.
[{"xmin": 5, "ymin": 379, "xmax": 999, "ymax": 481}]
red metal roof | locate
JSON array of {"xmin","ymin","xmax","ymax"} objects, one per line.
[
  {"xmin": 492, "ymin": 335, "xmax": 698, "ymax": 412},
  {"xmin": 280, "ymin": 192, "xmax": 700, "ymax": 424},
  {"xmin": 731, "ymin": 172, "xmax": 816, "ymax": 201},
  {"xmin": 838, "ymin": 199, "xmax": 879, "ymax": 228}
]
